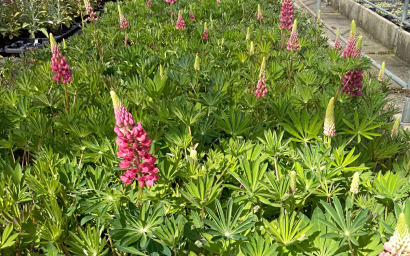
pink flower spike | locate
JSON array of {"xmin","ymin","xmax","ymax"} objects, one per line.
[
  {"xmin": 341, "ymin": 21, "xmax": 364, "ymax": 97},
  {"xmin": 85, "ymin": 0, "xmax": 98, "ymax": 22},
  {"xmin": 118, "ymin": 4, "xmax": 130, "ymax": 29},
  {"xmin": 334, "ymin": 28, "xmax": 341, "ymax": 51},
  {"xmin": 343, "ymin": 21, "xmax": 357, "ymax": 58},
  {"xmin": 203, "ymin": 22, "xmax": 209, "ymax": 40},
  {"xmin": 50, "ymin": 33, "xmax": 72, "ymax": 85},
  {"xmin": 287, "ymin": 19, "xmax": 299, "ymax": 51},
  {"xmin": 176, "ymin": 11, "xmax": 186, "ymax": 30},
  {"xmin": 111, "ymin": 91, "xmax": 159, "ymax": 187},
  {"xmin": 189, "ymin": 11, "xmax": 196, "ymax": 21},
  {"xmin": 147, "ymin": 0, "xmax": 153, "ymax": 7},
  {"xmin": 120, "ymin": 16, "xmax": 130, "ymax": 29},
  {"xmin": 254, "ymin": 57, "xmax": 267, "ymax": 98},
  {"xmin": 280, "ymin": 0, "xmax": 294, "ymax": 30}
]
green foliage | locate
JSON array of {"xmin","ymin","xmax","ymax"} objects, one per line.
[
  {"xmin": 319, "ymin": 197, "xmax": 370, "ymax": 250},
  {"xmin": 0, "ymin": 0, "xmax": 408, "ymax": 254}
]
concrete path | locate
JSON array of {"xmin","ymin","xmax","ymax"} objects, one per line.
[{"xmin": 295, "ymin": 0, "xmax": 410, "ymax": 119}]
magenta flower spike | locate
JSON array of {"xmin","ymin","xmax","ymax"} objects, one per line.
[
  {"xmin": 189, "ymin": 11, "xmax": 196, "ymax": 21},
  {"xmin": 280, "ymin": 0, "xmax": 294, "ymax": 30},
  {"xmin": 147, "ymin": 0, "xmax": 153, "ymax": 7},
  {"xmin": 118, "ymin": 5, "xmax": 130, "ymax": 29},
  {"xmin": 287, "ymin": 19, "xmax": 299, "ymax": 51},
  {"xmin": 342, "ymin": 21, "xmax": 357, "ymax": 58},
  {"xmin": 254, "ymin": 57, "xmax": 267, "ymax": 98},
  {"xmin": 165, "ymin": 0, "xmax": 176, "ymax": 3},
  {"xmin": 110, "ymin": 91, "xmax": 159, "ymax": 188},
  {"xmin": 342, "ymin": 70, "xmax": 364, "ymax": 97},
  {"xmin": 50, "ymin": 33, "xmax": 72, "ymax": 84},
  {"xmin": 354, "ymin": 36, "xmax": 363, "ymax": 58},
  {"xmin": 84, "ymin": 0, "xmax": 98, "ymax": 22},
  {"xmin": 176, "ymin": 11, "xmax": 186, "ymax": 30},
  {"xmin": 217, "ymin": 0, "xmax": 221, "ymax": 6},
  {"xmin": 341, "ymin": 21, "xmax": 364, "ymax": 97},
  {"xmin": 203, "ymin": 22, "xmax": 209, "ymax": 40},
  {"xmin": 335, "ymin": 28, "xmax": 341, "ymax": 51}
]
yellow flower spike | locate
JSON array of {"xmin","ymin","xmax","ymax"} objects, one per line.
[
  {"xmin": 110, "ymin": 91, "xmax": 122, "ymax": 113},
  {"xmin": 159, "ymin": 64, "xmax": 164, "ymax": 79},
  {"xmin": 350, "ymin": 20, "xmax": 356, "ymax": 37},
  {"xmin": 49, "ymin": 33, "xmax": 57, "ymax": 48},
  {"xmin": 378, "ymin": 61, "xmax": 385, "ymax": 82},
  {"xmin": 292, "ymin": 19, "xmax": 298, "ymax": 33},
  {"xmin": 118, "ymin": 3, "xmax": 123, "ymax": 18},
  {"xmin": 350, "ymin": 172, "xmax": 360, "ymax": 194},
  {"xmin": 260, "ymin": 57, "xmax": 266, "ymax": 75},
  {"xmin": 324, "ymin": 97, "xmax": 336, "ymax": 137},
  {"xmin": 290, "ymin": 171, "xmax": 297, "ymax": 194},
  {"xmin": 356, "ymin": 36, "xmax": 363, "ymax": 50},
  {"xmin": 391, "ymin": 117, "xmax": 400, "ymax": 137},
  {"xmin": 246, "ymin": 27, "xmax": 250, "ymax": 40},
  {"xmin": 249, "ymin": 41, "xmax": 255, "ymax": 55},
  {"xmin": 194, "ymin": 53, "xmax": 200, "ymax": 71}
]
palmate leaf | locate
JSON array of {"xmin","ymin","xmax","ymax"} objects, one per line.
[
  {"xmin": 215, "ymin": 107, "xmax": 253, "ymax": 138},
  {"xmin": 164, "ymin": 125, "xmax": 192, "ymax": 149},
  {"xmin": 240, "ymin": 233, "xmax": 278, "ymax": 256},
  {"xmin": 281, "ymin": 110, "xmax": 322, "ymax": 144},
  {"xmin": 0, "ymin": 224, "xmax": 19, "ymax": 250},
  {"xmin": 221, "ymin": 138, "xmax": 254, "ymax": 158},
  {"xmin": 141, "ymin": 71, "xmax": 167, "ymax": 99},
  {"xmin": 356, "ymin": 234, "xmax": 384, "ymax": 256},
  {"xmin": 262, "ymin": 212, "xmax": 311, "ymax": 246},
  {"xmin": 197, "ymin": 89, "xmax": 228, "ymax": 116},
  {"xmin": 370, "ymin": 171, "xmax": 410, "ymax": 203},
  {"xmin": 260, "ymin": 171, "xmax": 290, "ymax": 207},
  {"xmin": 67, "ymin": 223, "xmax": 109, "ymax": 256},
  {"xmin": 153, "ymin": 215, "xmax": 187, "ymax": 248},
  {"xmin": 181, "ymin": 174, "xmax": 223, "ymax": 211},
  {"xmin": 304, "ymin": 207, "xmax": 344, "ymax": 256},
  {"xmin": 258, "ymin": 130, "xmax": 291, "ymax": 158},
  {"xmin": 226, "ymin": 158, "xmax": 268, "ymax": 205},
  {"xmin": 204, "ymin": 198, "xmax": 257, "ymax": 242},
  {"xmin": 40, "ymin": 242, "xmax": 65, "ymax": 256},
  {"xmin": 173, "ymin": 101, "xmax": 203, "ymax": 128},
  {"xmin": 331, "ymin": 146, "xmax": 368, "ymax": 172},
  {"xmin": 340, "ymin": 111, "xmax": 381, "ymax": 143},
  {"xmin": 157, "ymin": 158, "xmax": 179, "ymax": 183},
  {"xmin": 318, "ymin": 196, "xmax": 370, "ymax": 247},
  {"xmin": 109, "ymin": 201, "xmax": 164, "ymax": 251}
]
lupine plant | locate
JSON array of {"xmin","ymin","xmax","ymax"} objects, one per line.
[{"xmin": 0, "ymin": 0, "xmax": 409, "ymax": 255}]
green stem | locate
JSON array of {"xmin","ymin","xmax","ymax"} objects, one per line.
[
  {"xmin": 348, "ymin": 239, "xmax": 355, "ymax": 256},
  {"xmin": 138, "ymin": 185, "xmax": 143, "ymax": 207},
  {"xmin": 274, "ymin": 156, "xmax": 279, "ymax": 181},
  {"xmin": 63, "ymin": 82, "xmax": 70, "ymax": 114}
]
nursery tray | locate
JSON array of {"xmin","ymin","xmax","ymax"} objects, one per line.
[
  {"xmin": 0, "ymin": 0, "xmax": 119, "ymax": 56},
  {"xmin": 2, "ymin": 22, "xmax": 81, "ymax": 55},
  {"xmin": 4, "ymin": 39, "xmax": 48, "ymax": 54}
]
